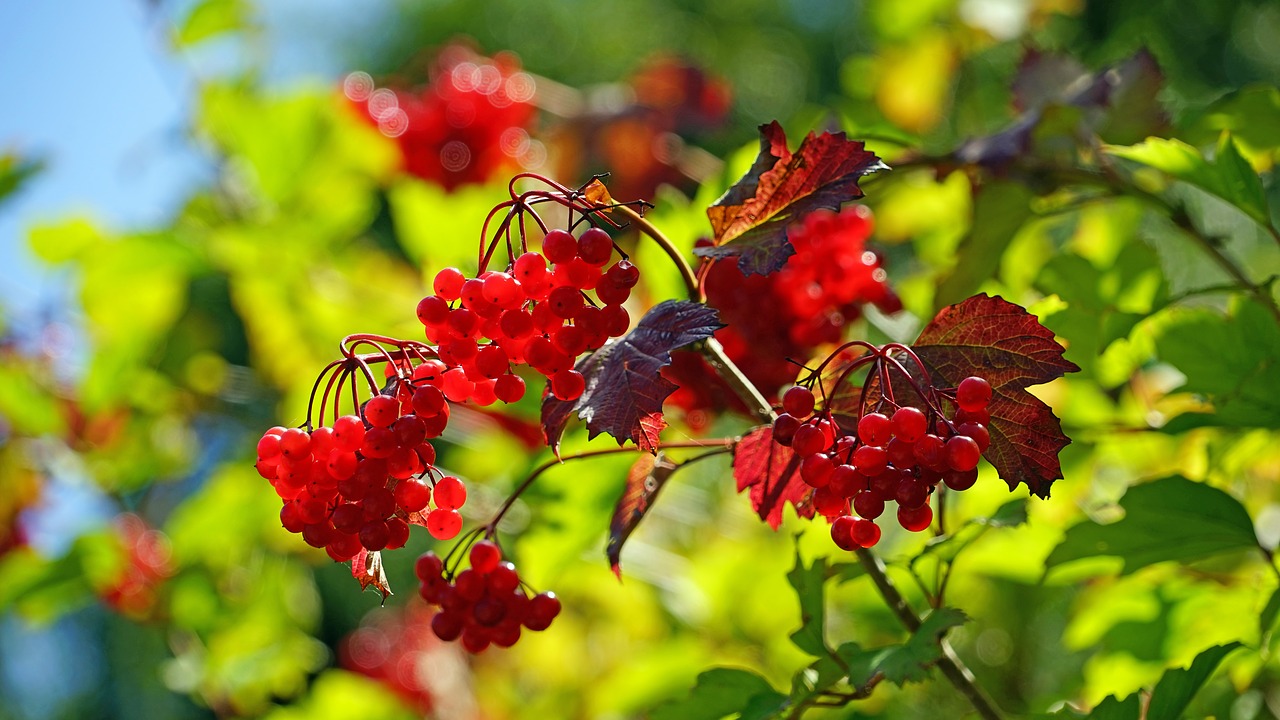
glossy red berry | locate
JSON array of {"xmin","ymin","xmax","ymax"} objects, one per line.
[
  {"xmin": 782, "ymin": 386, "xmax": 816, "ymax": 418},
  {"xmin": 542, "ymin": 230, "xmax": 578, "ymax": 264},
  {"xmin": 897, "ymin": 503, "xmax": 933, "ymax": 532},
  {"xmin": 956, "ymin": 376, "xmax": 992, "ymax": 412},
  {"xmin": 891, "ymin": 406, "xmax": 928, "ymax": 443},
  {"xmin": 577, "ymin": 227, "xmax": 614, "ymax": 266}
]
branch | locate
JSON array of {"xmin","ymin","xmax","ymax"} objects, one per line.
[
  {"xmin": 855, "ymin": 548, "xmax": 1003, "ymax": 720},
  {"xmin": 615, "ymin": 204, "xmax": 702, "ymax": 302}
]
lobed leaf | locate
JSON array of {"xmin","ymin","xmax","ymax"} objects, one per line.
[
  {"xmin": 1046, "ymin": 476, "xmax": 1258, "ymax": 575},
  {"xmin": 541, "ymin": 300, "xmax": 724, "ymax": 452},
  {"xmin": 698, "ymin": 121, "xmax": 887, "ymax": 276},
  {"xmin": 732, "ymin": 426, "xmax": 815, "ymax": 530}
]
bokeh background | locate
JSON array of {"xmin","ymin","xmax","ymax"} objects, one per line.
[{"xmin": 2, "ymin": 0, "xmax": 1280, "ymax": 718}]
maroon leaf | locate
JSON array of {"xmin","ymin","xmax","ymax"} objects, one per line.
[
  {"xmin": 541, "ymin": 300, "xmax": 724, "ymax": 452},
  {"xmin": 733, "ymin": 426, "xmax": 815, "ymax": 530},
  {"xmin": 351, "ymin": 550, "xmax": 392, "ymax": 602},
  {"xmin": 697, "ymin": 121, "xmax": 887, "ymax": 276},
  {"xmin": 606, "ymin": 452, "xmax": 677, "ymax": 578},
  {"xmin": 848, "ymin": 295, "xmax": 1079, "ymax": 498}
]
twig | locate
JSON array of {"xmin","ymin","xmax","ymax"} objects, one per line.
[{"xmin": 614, "ymin": 204, "xmax": 702, "ymax": 302}]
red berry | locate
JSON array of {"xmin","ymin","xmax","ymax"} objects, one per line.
[
  {"xmin": 831, "ymin": 515, "xmax": 858, "ymax": 551},
  {"xmin": 359, "ymin": 521, "xmax": 390, "ymax": 551},
  {"xmin": 956, "ymin": 421, "xmax": 990, "ymax": 452},
  {"xmin": 550, "ymin": 369, "xmax": 585, "ymax": 401},
  {"xmin": 850, "ymin": 518, "xmax": 882, "ymax": 548},
  {"xmin": 956, "ymin": 376, "xmax": 992, "ymax": 412},
  {"xmin": 433, "ymin": 267, "xmax": 466, "ymax": 301},
  {"xmin": 482, "ymin": 272, "xmax": 523, "ymax": 308},
  {"xmin": 434, "ymin": 476, "xmax": 467, "ymax": 510},
  {"xmin": 257, "ymin": 432, "xmax": 283, "ymax": 462},
  {"xmin": 898, "ymin": 503, "xmax": 933, "ymax": 532},
  {"xmin": 524, "ymin": 592, "xmax": 561, "ymax": 631},
  {"xmin": 800, "ymin": 453, "xmax": 834, "ymax": 488},
  {"xmin": 857, "ymin": 412, "xmax": 892, "ymax": 446},
  {"xmin": 945, "ymin": 435, "xmax": 982, "ymax": 472},
  {"xmin": 943, "ymin": 468, "xmax": 979, "ymax": 491},
  {"xmin": 852, "ymin": 444, "xmax": 888, "ymax": 476},
  {"xmin": 577, "ymin": 227, "xmax": 614, "ymax": 266},
  {"xmin": 279, "ymin": 428, "xmax": 311, "ymax": 460},
  {"xmin": 416, "ymin": 295, "xmax": 451, "ymax": 326},
  {"xmin": 782, "ymin": 386, "xmax": 816, "ymax": 418},
  {"xmin": 547, "ymin": 286, "xmax": 585, "ymax": 319},
  {"xmin": 772, "ymin": 413, "xmax": 800, "ymax": 446},
  {"xmin": 542, "ymin": 229, "xmax": 578, "ymax": 264},
  {"xmin": 384, "ymin": 517, "xmax": 410, "ymax": 549},
  {"xmin": 913, "ymin": 434, "xmax": 946, "ymax": 470},
  {"xmin": 891, "ymin": 406, "xmax": 928, "ymax": 443},
  {"xmin": 604, "ymin": 259, "xmax": 639, "ymax": 288},
  {"xmin": 363, "ymin": 396, "xmax": 401, "ymax": 428},
  {"xmin": 791, "ymin": 423, "xmax": 826, "ymax": 457},
  {"xmin": 853, "ymin": 491, "xmax": 885, "ymax": 520},
  {"xmin": 431, "ymin": 611, "xmax": 464, "ymax": 641},
  {"xmin": 426, "ymin": 508, "xmax": 463, "ymax": 540},
  {"xmin": 895, "ymin": 478, "xmax": 929, "ymax": 508},
  {"xmin": 829, "ymin": 464, "xmax": 865, "ymax": 497},
  {"xmin": 470, "ymin": 540, "xmax": 502, "ymax": 574},
  {"xmin": 514, "ymin": 251, "xmax": 548, "ymax": 285},
  {"xmin": 394, "ymin": 478, "xmax": 432, "ymax": 512},
  {"xmin": 414, "ymin": 551, "xmax": 444, "ymax": 582}
]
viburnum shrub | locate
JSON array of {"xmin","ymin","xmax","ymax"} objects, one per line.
[{"xmin": 255, "ymin": 121, "xmax": 1076, "ymax": 715}]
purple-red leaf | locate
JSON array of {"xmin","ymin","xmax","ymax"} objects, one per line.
[
  {"xmin": 733, "ymin": 426, "xmax": 815, "ymax": 530},
  {"xmin": 606, "ymin": 452, "xmax": 677, "ymax": 578},
  {"xmin": 697, "ymin": 121, "xmax": 887, "ymax": 276},
  {"xmin": 351, "ymin": 550, "xmax": 392, "ymax": 602},
  {"xmin": 541, "ymin": 300, "xmax": 724, "ymax": 452},
  {"xmin": 853, "ymin": 295, "xmax": 1079, "ymax": 498}
]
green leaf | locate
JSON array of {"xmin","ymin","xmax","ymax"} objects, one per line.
[
  {"xmin": 651, "ymin": 668, "xmax": 786, "ymax": 720},
  {"xmin": 177, "ymin": 0, "xmax": 247, "ymax": 45},
  {"xmin": 1152, "ymin": 298, "xmax": 1280, "ymax": 429},
  {"xmin": 29, "ymin": 217, "xmax": 103, "ymax": 264},
  {"xmin": 935, "ymin": 181, "xmax": 1034, "ymax": 309},
  {"xmin": 1261, "ymin": 587, "xmax": 1280, "ymax": 639},
  {"xmin": 1106, "ymin": 135, "xmax": 1270, "ymax": 227},
  {"xmin": 0, "ymin": 152, "xmax": 43, "ymax": 206},
  {"xmin": 1146, "ymin": 642, "xmax": 1242, "ymax": 720},
  {"xmin": 873, "ymin": 608, "xmax": 968, "ymax": 686},
  {"xmin": 1046, "ymin": 476, "xmax": 1258, "ymax": 575},
  {"xmin": 1086, "ymin": 694, "xmax": 1140, "ymax": 720},
  {"xmin": 786, "ymin": 548, "xmax": 829, "ymax": 656}
]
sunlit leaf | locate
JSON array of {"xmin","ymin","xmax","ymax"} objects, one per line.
[
  {"xmin": 1046, "ymin": 476, "xmax": 1258, "ymax": 575},
  {"xmin": 1107, "ymin": 135, "xmax": 1270, "ymax": 227},
  {"xmin": 732, "ymin": 426, "xmax": 814, "ymax": 530},
  {"xmin": 651, "ymin": 668, "xmax": 786, "ymax": 720}
]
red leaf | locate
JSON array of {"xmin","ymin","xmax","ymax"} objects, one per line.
[
  {"xmin": 698, "ymin": 121, "xmax": 887, "ymax": 275},
  {"xmin": 541, "ymin": 300, "xmax": 723, "ymax": 452},
  {"xmin": 732, "ymin": 426, "xmax": 815, "ymax": 530},
  {"xmin": 606, "ymin": 452, "xmax": 677, "ymax": 577},
  {"xmin": 351, "ymin": 550, "xmax": 392, "ymax": 602},
  {"xmin": 852, "ymin": 295, "xmax": 1079, "ymax": 498}
]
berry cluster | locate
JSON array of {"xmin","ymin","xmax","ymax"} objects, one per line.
[
  {"xmin": 772, "ymin": 374, "xmax": 993, "ymax": 550},
  {"xmin": 416, "ymin": 226, "xmax": 639, "ymax": 403},
  {"xmin": 415, "ymin": 541, "xmax": 561, "ymax": 653},
  {"xmin": 345, "ymin": 46, "xmax": 539, "ymax": 190},
  {"xmin": 667, "ymin": 207, "xmax": 900, "ymax": 416},
  {"xmin": 255, "ymin": 386, "xmax": 468, "ymax": 561},
  {"xmin": 99, "ymin": 513, "xmax": 173, "ymax": 617}
]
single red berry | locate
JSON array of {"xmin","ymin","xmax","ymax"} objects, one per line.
[
  {"xmin": 895, "ymin": 478, "xmax": 929, "ymax": 508},
  {"xmin": 359, "ymin": 521, "xmax": 390, "ymax": 551},
  {"xmin": 831, "ymin": 515, "xmax": 858, "ymax": 551},
  {"xmin": 514, "ymin": 251, "xmax": 548, "ymax": 285},
  {"xmin": 852, "ymin": 444, "xmax": 888, "ymax": 476},
  {"xmin": 800, "ymin": 453, "xmax": 835, "ymax": 488},
  {"xmin": 257, "ymin": 432, "xmax": 283, "ymax": 462},
  {"xmin": 434, "ymin": 475, "xmax": 467, "ymax": 510},
  {"xmin": 393, "ymin": 477, "xmax": 432, "ymax": 512},
  {"xmin": 547, "ymin": 286, "xmax": 585, "ymax": 319},
  {"xmin": 850, "ymin": 518, "xmax": 882, "ymax": 548},
  {"xmin": 604, "ymin": 259, "xmax": 639, "ymax": 288},
  {"xmin": 384, "ymin": 517, "xmax": 410, "ymax": 549},
  {"xmin": 416, "ymin": 295, "xmax": 451, "ymax": 326},
  {"xmin": 956, "ymin": 376, "xmax": 992, "ymax": 412},
  {"xmin": 470, "ymin": 540, "xmax": 502, "ymax": 574},
  {"xmin": 494, "ymin": 373, "xmax": 526, "ymax": 403},
  {"xmin": 898, "ymin": 503, "xmax": 934, "ymax": 532},
  {"xmin": 279, "ymin": 428, "xmax": 311, "ymax": 461},
  {"xmin": 772, "ymin": 413, "xmax": 801, "ymax": 446},
  {"xmin": 414, "ymin": 551, "xmax": 444, "ymax": 582},
  {"xmin": 426, "ymin": 508, "xmax": 463, "ymax": 540},
  {"xmin": 363, "ymin": 395, "xmax": 401, "ymax": 428},
  {"xmin": 829, "ymin": 464, "xmax": 865, "ymax": 498},
  {"xmin": 577, "ymin": 227, "xmax": 614, "ymax": 266},
  {"xmin": 791, "ymin": 423, "xmax": 826, "ymax": 458},
  {"xmin": 550, "ymin": 369, "xmax": 586, "ymax": 402},
  {"xmin": 524, "ymin": 592, "xmax": 561, "ymax": 631},
  {"xmin": 542, "ymin": 229, "xmax": 578, "ymax": 264},
  {"xmin": 945, "ymin": 435, "xmax": 982, "ymax": 472},
  {"xmin": 943, "ymin": 468, "xmax": 979, "ymax": 491},
  {"xmin": 853, "ymin": 491, "xmax": 885, "ymax": 520},
  {"xmin": 913, "ymin": 433, "xmax": 947, "ymax": 470},
  {"xmin": 956, "ymin": 421, "xmax": 990, "ymax": 452},
  {"xmin": 433, "ymin": 267, "xmax": 466, "ymax": 301},
  {"xmin": 431, "ymin": 611, "xmax": 464, "ymax": 641},
  {"xmin": 891, "ymin": 406, "xmax": 928, "ymax": 443},
  {"xmin": 857, "ymin": 412, "xmax": 893, "ymax": 446},
  {"xmin": 782, "ymin": 386, "xmax": 816, "ymax": 418}
]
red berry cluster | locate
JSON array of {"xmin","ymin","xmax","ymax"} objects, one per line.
[
  {"xmin": 100, "ymin": 513, "xmax": 173, "ymax": 617},
  {"xmin": 345, "ymin": 46, "xmax": 539, "ymax": 190},
  {"xmin": 255, "ymin": 386, "xmax": 468, "ymax": 561},
  {"xmin": 772, "ymin": 375, "xmax": 993, "ymax": 549},
  {"xmin": 416, "ymin": 226, "xmax": 639, "ymax": 403},
  {"xmin": 414, "ymin": 541, "xmax": 561, "ymax": 653},
  {"xmin": 667, "ymin": 207, "xmax": 901, "ymax": 415}
]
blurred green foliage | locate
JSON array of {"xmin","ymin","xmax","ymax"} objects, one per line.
[{"xmin": 2, "ymin": 0, "xmax": 1280, "ymax": 718}]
